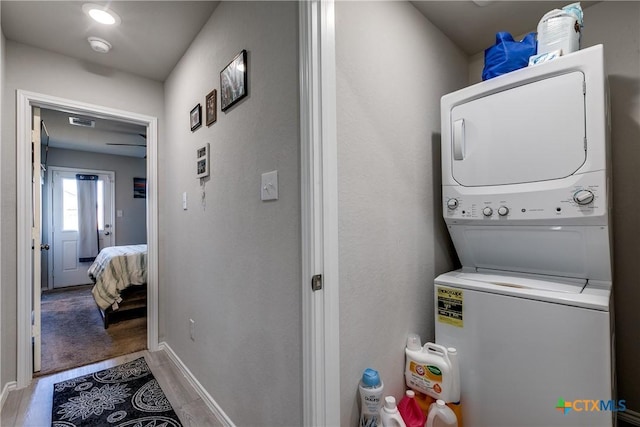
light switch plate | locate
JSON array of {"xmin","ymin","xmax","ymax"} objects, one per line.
[
  {"xmin": 182, "ymin": 192, "xmax": 188, "ymax": 210},
  {"xmin": 261, "ymin": 170, "xmax": 278, "ymax": 201}
]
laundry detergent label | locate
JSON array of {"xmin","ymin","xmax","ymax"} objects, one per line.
[
  {"xmin": 437, "ymin": 287, "xmax": 463, "ymax": 328},
  {"xmin": 406, "ymin": 361, "xmax": 444, "ymax": 397}
]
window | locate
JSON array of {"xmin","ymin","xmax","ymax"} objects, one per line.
[
  {"xmin": 61, "ymin": 177, "xmax": 105, "ymax": 231},
  {"xmin": 62, "ymin": 178, "xmax": 78, "ymax": 231}
]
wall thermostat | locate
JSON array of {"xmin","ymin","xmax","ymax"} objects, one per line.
[{"xmin": 196, "ymin": 143, "xmax": 210, "ymax": 178}]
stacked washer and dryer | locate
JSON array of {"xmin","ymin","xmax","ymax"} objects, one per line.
[{"xmin": 435, "ymin": 45, "xmax": 615, "ymax": 427}]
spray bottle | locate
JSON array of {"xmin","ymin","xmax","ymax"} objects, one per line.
[{"xmin": 359, "ymin": 368, "xmax": 384, "ymax": 427}]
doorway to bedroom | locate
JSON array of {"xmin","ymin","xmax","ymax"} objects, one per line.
[{"xmin": 35, "ymin": 107, "xmax": 148, "ymax": 376}]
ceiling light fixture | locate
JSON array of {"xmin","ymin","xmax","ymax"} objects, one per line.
[
  {"xmin": 88, "ymin": 36, "xmax": 112, "ymax": 53},
  {"xmin": 82, "ymin": 3, "xmax": 121, "ymax": 25}
]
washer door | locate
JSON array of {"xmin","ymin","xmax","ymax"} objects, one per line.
[{"xmin": 450, "ymin": 71, "xmax": 586, "ymax": 186}]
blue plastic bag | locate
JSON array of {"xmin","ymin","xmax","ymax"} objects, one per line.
[{"xmin": 482, "ymin": 32, "xmax": 537, "ymax": 81}]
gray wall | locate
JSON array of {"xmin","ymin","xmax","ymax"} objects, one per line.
[
  {"xmin": 161, "ymin": 2, "xmax": 301, "ymax": 425},
  {"xmin": 581, "ymin": 1, "xmax": 640, "ymax": 413},
  {"xmin": 45, "ymin": 148, "xmax": 147, "ymax": 246},
  {"xmin": 335, "ymin": 2, "xmax": 466, "ymax": 425},
  {"xmin": 1, "ymin": 41, "xmax": 163, "ymax": 390},
  {"xmin": 468, "ymin": 1, "xmax": 640, "ymax": 412},
  {"xmin": 40, "ymin": 148, "xmax": 147, "ymax": 288}
]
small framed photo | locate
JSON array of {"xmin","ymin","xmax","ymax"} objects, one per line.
[
  {"xmin": 196, "ymin": 143, "xmax": 210, "ymax": 179},
  {"xmin": 133, "ymin": 177, "xmax": 146, "ymax": 199},
  {"xmin": 190, "ymin": 104, "xmax": 202, "ymax": 132},
  {"xmin": 220, "ymin": 49, "xmax": 247, "ymax": 112},
  {"xmin": 206, "ymin": 90, "xmax": 217, "ymax": 126}
]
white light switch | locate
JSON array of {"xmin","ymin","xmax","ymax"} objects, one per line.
[
  {"xmin": 182, "ymin": 192, "xmax": 188, "ymax": 210},
  {"xmin": 117, "ymin": 210, "xmax": 123, "ymax": 218},
  {"xmin": 261, "ymin": 170, "xmax": 278, "ymax": 201}
]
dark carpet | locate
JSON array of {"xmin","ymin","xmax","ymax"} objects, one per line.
[
  {"xmin": 40, "ymin": 285, "xmax": 147, "ymax": 376},
  {"xmin": 52, "ymin": 357, "xmax": 182, "ymax": 427}
]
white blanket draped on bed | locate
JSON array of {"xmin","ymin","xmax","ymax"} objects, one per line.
[{"xmin": 89, "ymin": 244, "xmax": 147, "ymax": 310}]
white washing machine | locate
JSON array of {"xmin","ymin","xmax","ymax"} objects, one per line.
[{"xmin": 436, "ymin": 45, "xmax": 615, "ymax": 427}]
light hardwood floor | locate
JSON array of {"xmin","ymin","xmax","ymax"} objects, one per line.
[{"xmin": 1, "ymin": 350, "xmax": 224, "ymax": 427}]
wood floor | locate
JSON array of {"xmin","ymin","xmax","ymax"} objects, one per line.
[
  {"xmin": 39, "ymin": 285, "xmax": 147, "ymax": 376},
  {"xmin": 1, "ymin": 350, "xmax": 224, "ymax": 427}
]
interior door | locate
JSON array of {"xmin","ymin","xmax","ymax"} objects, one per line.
[
  {"xmin": 32, "ymin": 107, "xmax": 42, "ymax": 372},
  {"xmin": 51, "ymin": 169, "xmax": 114, "ymax": 288}
]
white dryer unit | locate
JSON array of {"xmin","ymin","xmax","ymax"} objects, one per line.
[{"xmin": 436, "ymin": 45, "xmax": 615, "ymax": 427}]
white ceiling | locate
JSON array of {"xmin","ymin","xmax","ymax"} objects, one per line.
[
  {"xmin": 2, "ymin": 1, "xmax": 599, "ymax": 157},
  {"xmin": 1, "ymin": 1, "xmax": 219, "ymax": 82},
  {"xmin": 41, "ymin": 109, "xmax": 147, "ymax": 159},
  {"xmin": 411, "ymin": 1, "xmax": 599, "ymax": 56}
]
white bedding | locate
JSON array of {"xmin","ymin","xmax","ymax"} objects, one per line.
[{"xmin": 89, "ymin": 244, "xmax": 147, "ymax": 310}]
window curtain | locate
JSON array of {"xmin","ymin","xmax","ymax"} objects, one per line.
[{"xmin": 76, "ymin": 174, "xmax": 99, "ymax": 262}]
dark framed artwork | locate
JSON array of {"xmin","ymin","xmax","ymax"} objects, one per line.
[
  {"xmin": 190, "ymin": 104, "xmax": 202, "ymax": 131},
  {"xmin": 133, "ymin": 177, "xmax": 147, "ymax": 199},
  {"xmin": 220, "ymin": 49, "xmax": 247, "ymax": 111},
  {"xmin": 206, "ymin": 89, "xmax": 217, "ymax": 126}
]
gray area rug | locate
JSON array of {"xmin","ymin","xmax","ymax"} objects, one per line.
[
  {"xmin": 51, "ymin": 357, "xmax": 183, "ymax": 427},
  {"xmin": 40, "ymin": 286, "xmax": 146, "ymax": 376}
]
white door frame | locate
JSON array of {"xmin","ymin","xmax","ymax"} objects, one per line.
[
  {"xmin": 299, "ymin": 1, "xmax": 340, "ymax": 425},
  {"xmin": 47, "ymin": 166, "xmax": 116, "ymax": 290},
  {"xmin": 16, "ymin": 90, "xmax": 159, "ymax": 388}
]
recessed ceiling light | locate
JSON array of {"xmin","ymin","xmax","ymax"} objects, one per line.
[
  {"xmin": 82, "ymin": 3, "xmax": 121, "ymax": 25},
  {"xmin": 88, "ymin": 36, "xmax": 112, "ymax": 53}
]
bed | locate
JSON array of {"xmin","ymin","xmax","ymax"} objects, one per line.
[{"xmin": 88, "ymin": 244, "xmax": 148, "ymax": 328}]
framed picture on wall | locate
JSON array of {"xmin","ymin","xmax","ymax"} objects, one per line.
[
  {"xmin": 190, "ymin": 104, "xmax": 202, "ymax": 131},
  {"xmin": 220, "ymin": 49, "xmax": 247, "ymax": 112},
  {"xmin": 133, "ymin": 177, "xmax": 146, "ymax": 199},
  {"xmin": 206, "ymin": 90, "xmax": 217, "ymax": 126}
]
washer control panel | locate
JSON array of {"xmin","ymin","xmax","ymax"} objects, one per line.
[{"xmin": 444, "ymin": 175, "xmax": 608, "ymax": 223}]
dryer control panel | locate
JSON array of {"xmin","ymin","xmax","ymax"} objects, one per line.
[{"xmin": 443, "ymin": 171, "xmax": 609, "ymax": 225}]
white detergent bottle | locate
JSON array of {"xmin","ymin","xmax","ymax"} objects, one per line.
[
  {"xmin": 445, "ymin": 348, "xmax": 463, "ymax": 427},
  {"xmin": 425, "ymin": 399, "xmax": 458, "ymax": 427},
  {"xmin": 359, "ymin": 368, "xmax": 384, "ymax": 427},
  {"xmin": 379, "ymin": 396, "xmax": 407, "ymax": 427},
  {"xmin": 405, "ymin": 339, "xmax": 453, "ymax": 402}
]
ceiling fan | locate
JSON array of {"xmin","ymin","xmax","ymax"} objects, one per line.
[{"xmin": 106, "ymin": 132, "xmax": 147, "ymax": 147}]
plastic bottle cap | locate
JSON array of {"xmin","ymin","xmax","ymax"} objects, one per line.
[
  {"xmin": 384, "ymin": 396, "xmax": 397, "ymax": 410},
  {"xmin": 361, "ymin": 368, "xmax": 381, "ymax": 387},
  {"xmin": 405, "ymin": 390, "xmax": 415, "ymax": 398},
  {"xmin": 436, "ymin": 399, "xmax": 446, "ymax": 408},
  {"xmin": 406, "ymin": 333, "xmax": 422, "ymax": 351},
  {"xmin": 447, "ymin": 347, "xmax": 457, "ymax": 355}
]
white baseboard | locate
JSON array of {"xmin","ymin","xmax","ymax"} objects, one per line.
[
  {"xmin": 619, "ymin": 409, "xmax": 640, "ymax": 426},
  {"xmin": 0, "ymin": 381, "xmax": 18, "ymax": 414},
  {"xmin": 159, "ymin": 342, "xmax": 235, "ymax": 426}
]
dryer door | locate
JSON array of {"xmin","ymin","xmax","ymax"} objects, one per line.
[{"xmin": 450, "ymin": 71, "xmax": 586, "ymax": 186}]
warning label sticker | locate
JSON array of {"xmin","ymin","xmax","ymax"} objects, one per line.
[{"xmin": 437, "ymin": 287, "xmax": 463, "ymax": 328}]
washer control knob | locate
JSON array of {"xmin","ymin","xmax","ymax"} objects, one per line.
[
  {"xmin": 498, "ymin": 206, "xmax": 509, "ymax": 216},
  {"xmin": 482, "ymin": 207, "xmax": 493, "ymax": 217},
  {"xmin": 446, "ymin": 198, "xmax": 459, "ymax": 210},
  {"xmin": 573, "ymin": 190, "xmax": 595, "ymax": 205}
]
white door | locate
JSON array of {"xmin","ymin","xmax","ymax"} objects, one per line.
[
  {"xmin": 32, "ymin": 107, "xmax": 43, "ymax": 372},
  {"xmin": 51, "ymin": 169, "xmax": 114, "ymax": 288}
]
